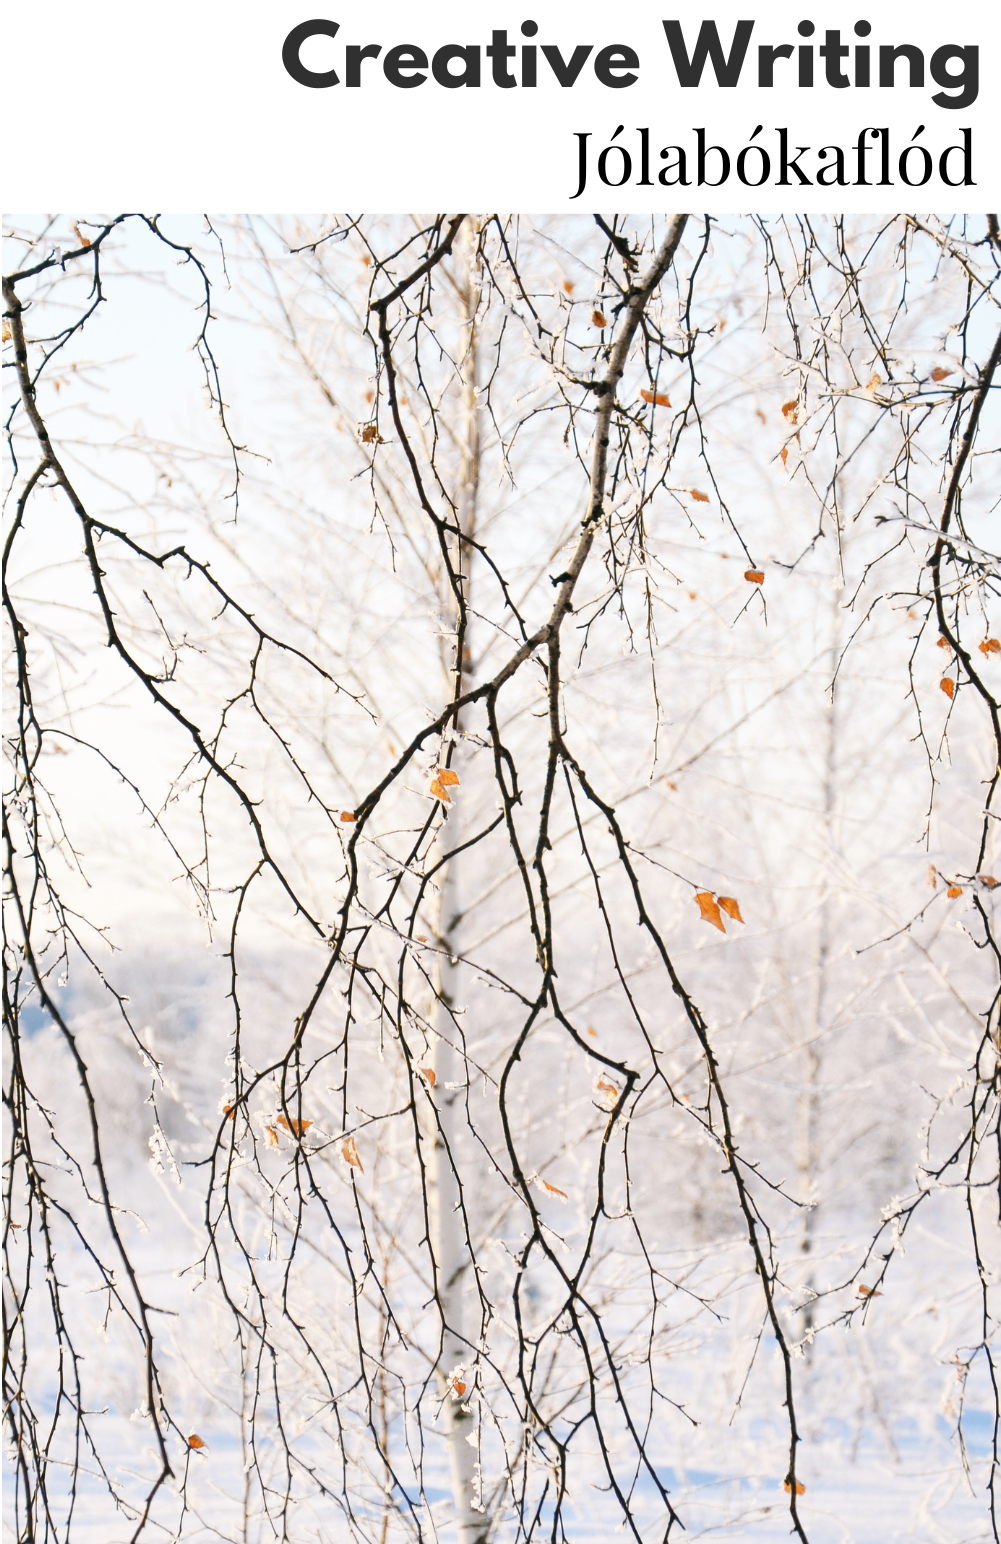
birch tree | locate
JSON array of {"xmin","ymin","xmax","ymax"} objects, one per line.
[{"xmin": 4, "ymin": 212, "xmax": 1000, "ymax": 1544}]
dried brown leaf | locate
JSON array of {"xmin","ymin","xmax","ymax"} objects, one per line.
[
  {"xmin": 591, "ymin": 309, "xmax": 607, "ymax": 328},
  {"xmin": 718, "ymin": 896, "xmax": 744, "ymax": 923},
  {"xmin": 940, "ymin": 677, "xmax": 955, "ymax": 700},
  {"xmin": 695, "ymin": 891, "xmax": 725, "ymax": 932},
  {"xmin": 275, "ymin": 1114, "xmax": 312, "ymax": 1137},
  {"xmin": 595, "ymin": 1076, "xmax": 620, "ymax": 1110},
  {"xmin": 341, "ymin": 1135, "xmax": 363, "ymax": 1172}
]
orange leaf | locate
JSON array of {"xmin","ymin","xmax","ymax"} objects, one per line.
[
  {"xmin": 591, "ymin": 309, "xmax": 607, "ymax": 328},
  {"xmin": 595, "ymin": 1076, "xmax": 620, "ymax": 1109},
  {"xmin": 222, "ymin": 1104, "xmax": 236, "ymax": 1120},
  {"xmin": 341, "ymin": 1135, "xmax": 363, "ymax": 1172},
  {"xmin": 866, "ymin": 373, "xmax": 881, "ymax": 391},
  {"xmin": 947, "ymin": 885, "xmax": 963, "ymax": 898},
  {"xmin": 980, "ymin": 638, "xmax": 1001, "ymax": 655},
  {"xmin": 780, "ymin": 447, "xmax": 789, "ymax": 467},
  {"xmin": 857, "ymin": 1284, "xmax": 882, "ymax": 1298},
  {"xmin": 695, "ymin": 891, "xmax": 725, "ymax": 933},
  {"xmin": 784, "ymin": 1479, "xmax": 806, "ymax": 1495},
  {"xmin": 71, "ymin": 222, "xmax": 92, "ymax": 249},
  {"xmin": 340, "ymin": 811, "xmax": 357, "ymax": 822},
  {"xmin": 780, "ymin": 399, "xmax": 799, "ymax": 421},
  {"xmin": 416, "ymin": 934, "xmax": 428, "ymax": 942},
  {"xmin": 930, "ymin": 366, "xmax": 953, "ymax": 382},
  {"xmin": 187, "ymin": 1433, "xmax": 205, "ymax": 1450},
  {"xmin": 937, "ymin": 636, "xmax": 952, "ymax": 649},
  {"xmin": 979, "ymin": 874, "xmax": 998, "ymax": 887},
  {"xmin": 563, "ymin": 279, "xmax": 575, "ymax": 294},
  {"xmin": 640, "ymin": 388, "xmax": 672, "ymax": 407},
  {"xmin": 417, "ymin": 1066, "xmax": 436, "ymax": 1087},
  {"xmin": 264, "ymin": 1124, "xmax": 280, "ymax": 1148},
  {"xmin": 718, "ymin": 896, "xmax": 744, "ymax": 923},
  {"xmin": 451, "ymin": 1379, "xmax": 467, "ymax": 1398},
  {"xmin": 429, "ymin": 777, "xmax": 451, "ymax": 804},
  {"xmin": 360, "ymin": 423, "xmax": 379, "ymax": 443},
  {"xmin": 437, "ymin": 768, "xmax": 460, "ymax": 787},
  {"xmin": 275, "ymin": 1114, "xmax": 312, "ymax": 1137},
  {"xmin": 542, "ymin": 1179, "xmax": 568, "ymax": 1200},
  {"xmin": 690, "ymin": 488, "xmax": 710, "ymax": 502},
  {"xmin": 940, "ymin": 677, "xmax": 955, "ymax": 700},
  {"xmin": 744, "ymin": 569, "xmax": 765, "ymax": 585}
]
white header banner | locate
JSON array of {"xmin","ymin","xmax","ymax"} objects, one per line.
[{"xmin": 6, "ymin": 0, "xmax": 998, "ymax": 210}]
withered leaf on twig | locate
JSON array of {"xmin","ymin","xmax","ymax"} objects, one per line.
[
  {"xmin": 695, "ymin": 891, "xmax": 725, "ymax": 933},
  {"xmin": 276, "ymin": 1114, "xmax": 312, "ymax": 1137}
]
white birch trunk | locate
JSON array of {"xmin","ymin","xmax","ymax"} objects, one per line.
[
  {"xmin": 428, "ymin": 219, "xmax": 487, "ymax": 1544},
  {"xmin": 798, "ymin": 594, "xmax": 843, "ymax": 1348}
]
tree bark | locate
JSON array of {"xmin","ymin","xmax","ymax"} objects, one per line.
[{"xmin": 428, "ymin": 218, "xmax": 488, "ymax": 1544}]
